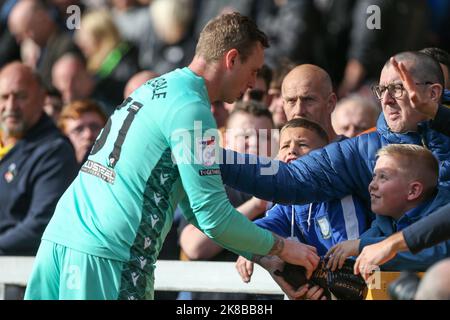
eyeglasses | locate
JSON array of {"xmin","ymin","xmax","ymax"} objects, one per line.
[{"xmin": 372, "ymin": 82, "xmax": 433, "ymax": 100}]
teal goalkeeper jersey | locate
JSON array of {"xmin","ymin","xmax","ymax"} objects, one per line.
[{"xmin": 43, "ymin": 67, "xmax": 274, "ymax": 275}]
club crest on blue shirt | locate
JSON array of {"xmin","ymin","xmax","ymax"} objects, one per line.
[
  {"xmin": 317, "ymin": 216, "xmax": 331, "ymax": 239},
  {"xmin": 4, "ymin": 163, "xmax": 17, "ymax": 183}
]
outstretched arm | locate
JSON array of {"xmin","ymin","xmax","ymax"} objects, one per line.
[
  {"xmin": 403, "ymin": 202, "xmax": 450, "ymax": 253},
  {"xmin": 355, "ymin": 203, "xmax": 450, "ymax": 279},
  {"xmin": 354, "ymin": 232, "xmax": 406, "ymax": 280},
  {"xmin": 179, "ymin": 197, "xmax": 269, "ymax": 260},
  {"xmin": 169, "ymin": 102, "xmax": 320, "ymax": 274},
  {"xmin": 220, "ymin": 138, "xmax": 372, "ymax": 205}
]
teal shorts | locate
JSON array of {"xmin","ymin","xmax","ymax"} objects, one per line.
[{"xmin": 24, "ymin": 240, "xmax": 154, "ymax": 300}]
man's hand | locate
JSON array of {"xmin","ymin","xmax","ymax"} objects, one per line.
[
  {"xmin": 270, "ymin": 234, "xmax": 320, "ymax": 279},
  {"xmin": 391, "ymin": 57, "xmax": 440, "ymax": 119},
  {"xmin": 325, "ymin": 240, "xmax": 360, "ymax": 271},
  {"xmin": 235, "ymin": 256, "xmax": 254, "ymax": 283},
  {"xmin": 257, "ymin": 256, "xmax": 326, "ymax": 300},
  {"xmin": 354, "ymin": 232, "xmax": 406, "ymax": 280}
]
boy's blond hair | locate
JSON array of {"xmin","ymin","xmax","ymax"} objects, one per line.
[{"xmin": 376, "ymin": 144, "xmax": 439, "ymax": 199}]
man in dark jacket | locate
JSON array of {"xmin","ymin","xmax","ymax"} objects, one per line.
[{"xmin": 0, "ymin": 62, "xmax": 78, "ymax": 256}]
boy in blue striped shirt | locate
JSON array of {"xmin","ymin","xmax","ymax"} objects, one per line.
[{"xmin": 236, "ymin": 118, "xmax": 371, "ymax": 299}]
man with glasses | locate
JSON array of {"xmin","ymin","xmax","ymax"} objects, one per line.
[
  {"xmin": 354, "ymin": 53, "xmax": 450, "ymax": 279},
  {"xmin": 219, "ymin": 51, "xmax": 450, "ymax": 295},
  {"xmin": 372, "ymin": 82, "xmax": 433, "ymax": 101}
]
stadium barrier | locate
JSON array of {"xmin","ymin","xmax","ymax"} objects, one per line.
[
  {"xmin": 0, "ymin": 257, "xmax": 282, "ymax": 299},
  {"xmin": 0, "ymin": 257, "xmax": 409, "ymax": 300}
]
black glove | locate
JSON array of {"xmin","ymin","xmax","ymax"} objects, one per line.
[
  {"xmin": 326, "ymin": 259, "xmax": 367, "ymax": 300},
  {"xmin": 273, "ymin": 263, "xmax": 308, "ymax": 289},
  {"xmin": 274, "ymin": 258, "xmax": 367, "ymax": 300}
]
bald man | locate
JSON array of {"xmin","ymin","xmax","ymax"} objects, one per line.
[
  {"xmin": 8, "ymin": 0, "xmax": 80, "ymax": 86},
  {"xmin": 52, "ymin": 54, "xmax": 96, "ymax": 104},
  {"xmin": 332, "ymin": 95, "xmax": 380, "ymax": 138},
  {"xmin": 415, "ymin": 258, "xmax": 450, "ymax": 300},
  {"xmin": 281, "ymin": 64, "xmax": 338, "ymax": 141},
  {"xmin": 52, "ymin": 53, "xmax": 117, "ymax": 115},
  {"xmin": 123, "ymin": 70, "xmax": 159, "ymax": 98},
  {"xmin": 0, "ymin": 62, "xmax": 78, "ymax": 256}
]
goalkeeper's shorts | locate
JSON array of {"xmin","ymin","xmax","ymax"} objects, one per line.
[{"xmin": 24, "ymin": 240, "xmax": 154, "ymax": 300}]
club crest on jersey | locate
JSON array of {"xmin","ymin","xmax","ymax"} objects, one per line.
[
  {"xmin": 317, "ymin": 216, "xmax": 331, "ymax": 239},
  {"xmin": 196, "ymin": 136, "xmax": 217, "ymax": 166}
]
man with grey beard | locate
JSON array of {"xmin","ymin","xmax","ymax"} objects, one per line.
[{"xmin": 0, "ymin": 62, "xmax": 78, "ymax": 258}]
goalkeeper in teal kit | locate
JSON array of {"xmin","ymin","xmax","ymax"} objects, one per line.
[{"xmin": 24, "ymin": 13, "xmax": 319, "ymax": 300}]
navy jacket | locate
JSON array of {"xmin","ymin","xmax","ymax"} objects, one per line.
[
  {"xmin": 359, "ymin": 189, "xmax": 450, "ymax": 271},
  {"xmin": 0, "ymin": 113, "xmax": 78, "ymax": 255},
  {"xmin": 403, "ymin": 202, "xmax": 450, "ymax": 254}
]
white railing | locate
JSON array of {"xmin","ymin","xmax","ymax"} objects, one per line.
[{"xmin": 0, "ymin": 257, "xmax": 283, "ymax": 299}]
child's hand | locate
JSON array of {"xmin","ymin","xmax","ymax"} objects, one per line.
[
  {"xmin": 235, "ymin": 256, "xmax": 254, "ymax": 283},
  {"xmin": 325, "ymin": 240, "xmax": 360, "ymax": 271},
  {"xmin": 250, "ymin": 196, "xmax": 268, "ymax": 213}
]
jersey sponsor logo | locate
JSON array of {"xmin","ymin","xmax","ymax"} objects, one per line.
[
  {"xmin": 80, "ymin": 160, "xmax": 116, "ymax": 184},
  {"xmin": 144, "ymin": 237, "xmax": 152, "ymax": 249},
  {"xmin": 317, "ymin": 216, "xmax": 331, "ymax": 239},
  {"xmin": 196, "ymin": 136, "xmax": 217, "ymax": 166},
  {"xmin": 199, "ymin": 169, "xmax": 220, "ymax": 176},
  {"xmin": 160, "ymin": 173, "xmax": 169, "ymax": 185}
]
